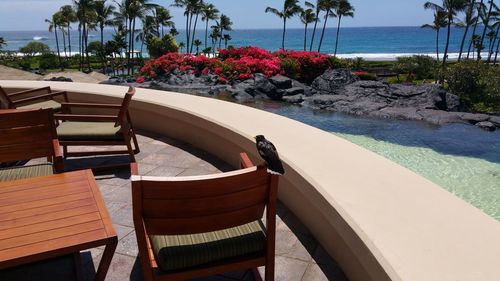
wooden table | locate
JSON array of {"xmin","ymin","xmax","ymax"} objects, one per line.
[{"xmin": 0, "ymin": 169, "xmax": 117, "ymax": 281}]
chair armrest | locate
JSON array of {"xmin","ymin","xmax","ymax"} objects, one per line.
[
  {"xmin": 7, "ymin": 86, "xmax": 51, "ymax": 97},
  {"xmin": 54, "ymin": 113, "xmax": 118, "ymax": 122},
  {"xmin": 52, "ymin": 139, "xmax": 65, "ymax": 173},
  {"xmin": 130, "ymin": 162, "xmax": 139, "ymax": 176},
  {"xmin": 239, "ymin": 152, "xmax": 255, "ymax": 169},
  {"xmin": 13, "ymin": 91, "xmax": 68, "ymax": 105},
  {"xmin": 61, "ymin": 102, "xmax": 122, "ymax": 109}
]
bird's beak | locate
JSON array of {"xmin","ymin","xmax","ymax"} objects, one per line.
[{"xmin": 253, "ymin": 136, "xmax": 257, "ymax": 140}]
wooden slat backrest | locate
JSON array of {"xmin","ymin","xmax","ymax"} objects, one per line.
[
  {"xmin": 0, "ymin": 109, "xmax": 57, "ymax": 162},
  {"xmin": 132, "ymin": 166, "xmax": 272, "ymax": 235},
  {"xmin": 115, "ymin": 87, "xmax": 135, "ymax": 127},
  {"xmin": 0, "ymin": 86, "xmax": 13, "ymax": 109}
]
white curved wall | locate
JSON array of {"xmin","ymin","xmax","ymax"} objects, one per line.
[{"xmin": 3, "ymin": 81, "xmax": 500, "ymax": 281}]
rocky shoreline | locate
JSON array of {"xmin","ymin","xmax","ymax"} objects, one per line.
[{"xmin": 101, "ymin": 68, "xmax": 499, "ymax": 131}]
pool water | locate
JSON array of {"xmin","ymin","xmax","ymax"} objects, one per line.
[{"xmin": 252, "ymin": 101, "xmax": 500, "ymax": 221}]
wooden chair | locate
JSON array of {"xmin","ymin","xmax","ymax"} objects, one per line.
[
  {"xmin": 131, "ymin": 153, "xmax": 278, "ymax": 281},
  {"xmin": 0, "ymin": 109, "xmax": 64, "ymax": 182},
  {"xmin": 54, "ymin": 86, "xmax": 140, "ymax": 166},
  {"xmin": 0, "ymin": 86, "xmax": 68, "ymax": 111}
]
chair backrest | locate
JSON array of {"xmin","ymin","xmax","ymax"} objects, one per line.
[
  {"xmin": 0, "ymin": 86, "xmax": 13, "ymax": 109},
  {"xmin": 0, "ymin": 109, "xmax": 58, "ymax": 163},
  {"xmin": 132, "ymin": 165, "xmax": 278, "ymax": 235},
  {"xmin": 116, "ymin": 86, "xmax": 135, "ymax": 127}
]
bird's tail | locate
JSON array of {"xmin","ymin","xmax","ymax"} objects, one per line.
[{"xmin": 267, "ymin": 159, "xmax": 285, "ymax": 175}]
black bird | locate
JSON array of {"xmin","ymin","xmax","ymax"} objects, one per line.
[{"xmin": 255, "ymin": 135, "xmax": 285, "ymax": 175}]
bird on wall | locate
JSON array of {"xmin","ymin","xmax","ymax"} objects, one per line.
[{"xmin": 255, "ymin": 135, "xmax": 285, "ymax": 175}]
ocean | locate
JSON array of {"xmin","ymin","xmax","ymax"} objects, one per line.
[{"xmin": 0, "ymin": 26, "xmax": 491, "ymax": 60}]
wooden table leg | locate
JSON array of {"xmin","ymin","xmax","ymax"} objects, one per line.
[{"xmin": 94, "ymin": 239, "xmax": 118, "ymax": 281}]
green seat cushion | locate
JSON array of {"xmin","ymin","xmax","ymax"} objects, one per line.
[
  {"xmin": 0, "ymin": 163, "xmax": 54, "ymax": 182},
  {"xmin": 18, "ymin": 100, "xmax": 62, "ymax": 111},
  {"xmin": 150, "ymin": 221, "xmax": 266, "ymax": 272},
  {"xmin": 57, "ymin": 122, "xmax": 125, "ymax": 141}
]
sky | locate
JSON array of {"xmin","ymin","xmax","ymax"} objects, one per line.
[{"xmin": 0, "ymin": 0, "xmax": 436, "ymax": 31}]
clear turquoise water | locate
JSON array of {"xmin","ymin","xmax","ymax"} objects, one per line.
[{"xmin": 254, "ymin": 102, "xmax": 500, "ymax": 221}]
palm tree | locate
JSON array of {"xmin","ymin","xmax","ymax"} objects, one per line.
[
  {"xmin": 56, "ymin": 12, "xmax": 69, "ymax": 58},
  {"xmin": 189, "ymin": 0, "xmax": 204, "ymax": 54},
  {"xmin": 424, "ymin": 0, "xmax": 467, "ymax": 67},
  {"xmin": 0, "ymin": 37, "xmax": 6, "ymax": 50},
  {"xmin": 153, "ymin": 6, "xmax": 174, "ymax": 37},
  {"xmin": 179, "ymin": 41, "xmax": 185, "ymax": 53},
  {"xmin": 455, "ymin": 0, "xmax": 476, "ymax": 61},
  {"xmin": 193, "ymin": 39, "xmax": 202, "ymax": 53},
  {"xmin": 333, "ymin": 0, "xmax": 354, "ymax": 56},
  {"xmin": 318, "ymin": 0, "xmax": 337, "ymax": 52},
  {"xmin": 218, "ymin": 14, "xmax": 233, "ymax": 49},
  {"xmin": 94, "ymin": 0, "xmax": 115, "ymax": 71},
  {"xmin": 487, "ymin": 21, "xmax": 499, "ymax": 62},
  {"xmin": 172, "ymin": 0, "xmax": 190, "ymax": 53},
  {"xmin": 308, "ymin": 0, "xmax": 322, "ymax": 51},
  {"xmin": 136, "ymin": 15, "xmax": 157, "ymax": 56},
  {"xmin": 422, "ymin": 9, "xmax": 447, "ymax": 60},
  {"xmin": 46, "ymin": 14, "xmax": 62, "ymax": 68},
  {"xmin": 222, "ymin": 34, "xmax": 231, "ymax": 48},
  {"xmin": 467, "ymin": 0, "xmax": 484, "ymax": 58},
  {"xmin": 265, "ymin": 0, "xmax": 302, "ymax": 50},
  {"xmin": 300, "ymin": 6, "xmax": 316, "ymax": 51},
  {"xmin": 210, "ymin": 24, "xmax": 219, "ymax": 54},
  {"xmin": 478, "ymin": 0, "xmax": 496, "ymax": 60},
  {"xmin": 73, "ymin": 0, "xmax": 95, "ymax": 70},
  {"xmin": 60, "ymin": 5, "xmax": 77, "ymax": 57},
  {"xmin": 201, "ymin": 3, "xmax": 219, "ymax": 49}
]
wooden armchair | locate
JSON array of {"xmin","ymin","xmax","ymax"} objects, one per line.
[
  {"xmin": 0, "ymin": 86, "xmax": 68, "ymax": 111},
  {"xmin": 54, "ymin": 86, "xmax": 139, "ymax": 166},
  {"xmin": 0, "ymin": 109, "xmax": 64, "ymax": 182},
  {"xmin": 131, "ymin": 153, "xmax": 278, "ymax": 281}
]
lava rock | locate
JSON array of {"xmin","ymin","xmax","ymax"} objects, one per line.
[
  {"xmin": 284, "ymin": 87, "xmax": 305, "ymax": 96},
  {"xmin": 489, "ymin": 116, "xmax": 500, "ymax": 126},
  {"xmin": 476, "ymin": 121, "xmax": 497, "ymax": 131},
  {"xmin": 46, "ymin": 76, "xmax": 73, "ymax": 82},
  {"xmin": 283, "ymin": 94, "xmax": 305, "ymax": 104},
  {"xmin": 461, "ymin": 113, "xmax": 490, "ymax": 123},
  {"xmin": 269, "ymin": 75, "xmax": 293, "ymax": 89},
  {"xmin": 311, "ymin": 68, "xmax": 359, "ymax": 93}
]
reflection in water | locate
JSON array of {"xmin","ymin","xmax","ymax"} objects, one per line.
[{"xmin": 252, "ymin": 101, "xmax": 500, "ymax": 220}]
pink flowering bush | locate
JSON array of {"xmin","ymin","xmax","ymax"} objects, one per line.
[{"xmin": 139, "ymin": 47, "xmax": 333, "ymax": 84}]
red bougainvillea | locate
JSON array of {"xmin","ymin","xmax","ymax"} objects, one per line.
[{"xmin": 139, "ymin": 47, "xmax": 333, "ymax": 84}]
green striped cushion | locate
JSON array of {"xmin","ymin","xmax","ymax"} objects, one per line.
[
  {"xmin": 0, "ymin": 163, "xmax": 54, "ymax": 182},
  {"xmin": 18, "ymin": 100, "xmax": 62, "ymax": 111},
  {"xmin": 150, "ymin": 221, "xmax": 266, "ymax": 272}
]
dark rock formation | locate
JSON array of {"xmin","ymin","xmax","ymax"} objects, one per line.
[
  {"xmin": 45, "ymin": 76, "xmax": 73, "ymax": 82},
  {"xmin": 311, "ymin": 68, "xmax": 359, "ymax": 94},
  {"xmin": 476, "ymin": 121, "xmax": 497, "ymax": 131}
]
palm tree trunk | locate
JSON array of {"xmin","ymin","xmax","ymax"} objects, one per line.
[
  {"xmin": 318, "ymin": 10, "xmax": 330, "ymax": 52},
  {"xmin": 303, "ymin": 23, "xmax": 308, "ymax": 51},
  {"xmin": 205, "ymin": 20, "xmax": 209, "ymax": 49},
  {"xmin": 61, "ymin": 28, "xmax": 67, "ymax": 58},
  {"xmin": 67, "ymin": 23, "xmax": 72, "ymax": 58},
  {"xmin": 185, "ymin": 13, "xmax": 190, "ymax": 54},
  {"xmin": 188, "ymin": 13, "xmax": 194, "ymax": 53},
  {"xmin": 101, "ymin": 25, "xmax": 105, "ymax": 73},
  {"xmin": 334, "ymin": 15, "xmax": 342, "ymax": 56},
  {"xmin": 487, "ymin": 25, "xmax": 499, "ymax": 62},
  {"xmin": 467, "ymin": 0, "xmax": 483, "ymax": 59},
  {"xmin": 78, "ymin": 25, "xmax": 82, "ymax": 70},
  {"xmin": 219, "ymin": 28, "xmax": 223, "ymax": 49},
  {"xmin": 190, "ymin": 13, "xmax": 199, "ymax": 53},
  {"xmin": 458, "ymin": 25, "xmax": 470, "ymax": 61},
  {"xmin": 131, "ymin": 17, "xmax": 136, "ymax": 75},
  {"xmin": 85, "ymin": 26, "xmax": 90, "ymax": 71},
  {"xmin": 436, "ymin": 28, "xmax": 440, "ymax": 61},
  {"xmin": 494, "ymin": 37, "xmax": 499, "ymax": 64},
  {"xmin": 442, "ymin": 18, "xmax": 452, "ymax": 67},
  {"xmin": 282, "ymin": 18, "xmax": 286, "ymax": 50},
  {"xmin": 310, "ymin": 12, "xmax": 320, "ymax": 51},
  {"xmin": 225, "ymin": 39, "xmax": 228, "ymax": 49},
  {"xmin": 127, "ymin": 18, "xmax": 132, "ymax": 75},
  {"xmin": 479, "ymin": 0, "xmax": 494, "ymax": 60},
  {"xmin": 54, "ymin": 27, "xmax": 62, "ymax": 69}
]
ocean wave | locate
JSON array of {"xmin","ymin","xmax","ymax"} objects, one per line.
[
  {"xmin": 33, "ymin": 36, "xmax": 48, "ymax": 41},
  {"xmin": 334, "ymin": 52, "xmax": 491, "ymax": 61}
]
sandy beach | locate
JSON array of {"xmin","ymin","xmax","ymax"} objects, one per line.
[{"xmin": 0, "ymin": 65, "xmax": 109, "ymax": 83}]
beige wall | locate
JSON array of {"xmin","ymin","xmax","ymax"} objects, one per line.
[{"xmin": 3, "ymin": 81, "xmax": 500, "ymax": 281}]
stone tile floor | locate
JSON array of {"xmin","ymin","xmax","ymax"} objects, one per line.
[{"xmin": 1, "ymin": 130, "xmax": 348, "ymax": 281}]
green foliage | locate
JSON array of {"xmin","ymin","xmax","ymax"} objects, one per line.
[
  {"xmin": 328, "ymin": 56, "xmax": 354, "ymax": 69},
  {"xmin": 147, "ymin": 35, "xmax": 179, "ymax": 58},
  {"xmin": 280, "ymin": 58, "xmax": 301, "ymax": 80},
  {"xmin": 87, "ymin": 41, "xmax": 105, "ymax": 57},
  {"xmin": 18, "ymin": 58, "xmax": 32, "ymax": 70},
  {"xmin": 38, "ymin": 53, "xmax": 59, "ymax": 69},
  {"xmin": 19, "ymin": 41, "xmax": 50, "ymax": 57},
  {"xmin": 444, "ymin": 61, "xmax": 500, "ymax": 112},
  {"xmin": 393, "ymin": 55, "xmax": 438, "ymax": 82}
]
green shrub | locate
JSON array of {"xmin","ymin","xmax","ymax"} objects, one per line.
[
  {"xmin": 393, "ymin": 55, "xmax": 438, "ymax": 82},
  {"xmin": 147, "ymin": 35, "xmax": 179, "ymax": 58},
  {"xmin": 39, "ymin": 53, "xmax": 59, "ymax": 69},
  {"xmin": 19, "ymin": 41, "xmax": 50, "ymax": 57},
  {"xmin": 280, "ymin": 57, "xmax": 301, "ymax": 80},
  {"xmin": 87, "ymin": 41, "xmax": 105, "ymax": 57},
  {"xmin": 328, "ymin": 56, "xmax": 353, "ymax": 69},
  {"xmin": 18, "ymin": 58, "xmax": 32, "ymax": 70},
  {"xmin": 444, "ymin": 61, "xmax": 500, "ymax": 112}
]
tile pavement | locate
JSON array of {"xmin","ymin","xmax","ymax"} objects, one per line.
[{"xmin": 0, "ymin": 130, "xmax": 348, "ymax": 281}]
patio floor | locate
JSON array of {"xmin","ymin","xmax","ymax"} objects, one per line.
[{"xmin": 0, "ymin": 130, "xmax": 348, "ymax": 281}]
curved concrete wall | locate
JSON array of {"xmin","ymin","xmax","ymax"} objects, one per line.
[{"xmin": 3, "ymin": 81, "xmax": 500, "ymax": 281}]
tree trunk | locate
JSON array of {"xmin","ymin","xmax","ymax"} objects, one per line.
[
  {"xmin": 185, "ymin": 13, "xmax": 190, "ymax": 54},
  {"xmin": 85, "ymin": 26, "xmax": 90, "ymax": 71},
  {"xmin": 282, "ymin": 18, "xmax": 286, "ymax": 50},
  {"xmin": 54, "ymin": 27, "xmax": 62, "ymax": 69},
  {"xmin": 436, "ymin": 28, "xmax": 440, "ymax": 61},
  {"xmin": 494, "ymin": 37, "xmax": 499, "ymax": 64},
  {"xmin": 101, "ymin": 25, "xmax": 105, "ymax": 73},
  {"xmin": 190, "ymin": 13, "xmax": 199, "ymax": 53},
  {"xmin": 67, "ymin": 23, "xmax": 72, "ymax": 58},
  {"xmin": 458, "ymin": 25, "xmax": 470, "ymax": 61},
  {"xmin": 219, "ymin": 27, "xmax": 223, "ymax": 49},
  {"xmin": 442, "ymin": 17, "xmax": 452, "ymax": 67},
  {"xmin": 318, "ymin": 10, "xmax": 330, "ymax": 52},
  {"xmin": 334, "ymin": 15, "xmax": 342, "ymax": 56},
  {"xmin": 478, "ymin": 0, "xmax": 494, "ymax": 60},
  {"xmin": 303, "ymin": 23, "xmax": 308, "ymax": 51},
  {"xmin": 61, "ymin": 28, "xmax": 67, "ymax": 58},
  {"xmin": 310, "ymin": 12, "xmax": 320, "ymax": 51},
  {"xmin": 131, "ymin": 17, "xmax": 136, "ymax": 75},
  {"xmin": 205, "ymin": 20, "xmax": 209, "ymax": 49},
  {"xmin": 487, "ymin": 25, "xmax": 499, "ymax": 62},
  {"xmin": 127, "ymin": 18, "xmax": 132, "ymax": 75},
  {"xmin": 78, "ymin": 25, "xmax": 82, "ymax": 70},
  {"xmin": 467, "ymin": 0, "xmax": 483, "ymax": 59},
  {"xmin": 187, "ymin": 13, "xmax": 193, "ymax": 54}
]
